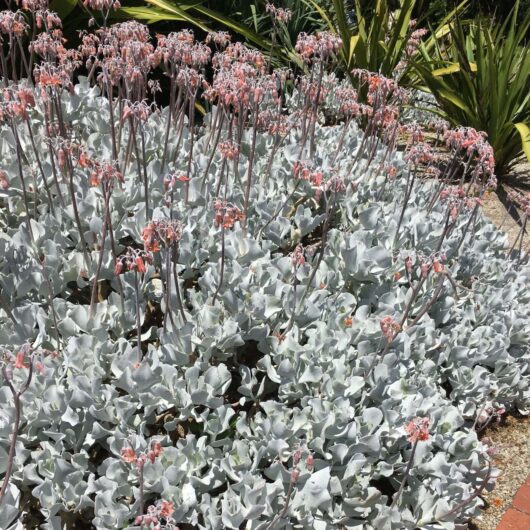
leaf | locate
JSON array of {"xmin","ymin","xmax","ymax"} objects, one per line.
[
  {"xmin": 348, "ymin": 35, "xmax": 360, "ymax": 66},
  {"xmin": 144, "ymin": 0, "xmax": 210, "ymax": 31},
  {"xmin": 438, "ymin": 90, "xmax": 469, "ymax": 111},
  {"xmin": 117, "ymin": 7, "xmax": 186, "ymax": 23},
  {"xmin": 302, "ymin": 0, "xmax": 335, "ymax": 31},
  {"xmin": 515, "ymin": 123, "xmax": 530, "ymax": 163},
  {"xmin": 191, "ymin": 4, "xmax": 273, "ymax": 51},
  {"xmin": 50, "ymin": 0, "xmax": 77, "ymax": 19},
  {"xmin": 432, "ymin": 62, "xmax": 477, "ymax": 76},
  {"xmin": 292, "ymin": 467, "xmax": 332, "ymax": 510}
]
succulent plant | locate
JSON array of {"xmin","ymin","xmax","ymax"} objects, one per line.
[{"xmin": 0, "ymin": 8, "xmax": 528, "ymax": 530}]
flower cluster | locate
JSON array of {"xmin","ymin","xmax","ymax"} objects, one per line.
[
  {"xmin": 141, "ymin": 219, "xmax": 183, "ymax": 252},
  {"xmin": 88, "ymin": 161, "xmax": 124, "ymax": 187},
  {"xmin": 290, "ymin": 244, "xmax": 305, "ymax": 268},
  {"xmin": 352, "ymin": 70, "xmax": 409, "ymax": 105},
  {"xmin": 405, "ymin": 142, "xmax": 435, "ymax": 166},
  {"xmin": 213, "ymin": 199, "xmax": 245, "ymax": 229},
  {"xmin": 439, "ymin": 185, "xmax": 479, "ymax": 222},
  {"xmin": 1, "ymin": 82, "xmax": 37, "ymax": 112},
  {"xmin": 0, "ymin": 10, "xmax": 28, "ymax": 38},
  {"xmin": 0, "ymin": 169, "xmax": 9, "ymax": 190},
  {"xmin": 1, "ymin": 344, "xmax": 52, "ymax": 377},
  {"xmin": 114, "ymin": 247, "xmax": 154, "ymax": 275},
  {"xmin": 334, "ymin": 85, "xmax": 363, "ymax": 118},
  {"xmin": 3, "ymin": 344, "xmax": 31, "ymax": 370},
  {"xmin": 135, "ymin": 500, "xmax": 177, "ymax": 529},
  {"xmin": 266, "ymin": 3, "xmax": 293, "ymax": 24},
  {"xmin": 380, "ymin": 315, "xmax": 400, "ymax": 343},
  {"xmin": 17, "ymin": 0, "xmax": 50, "ymax": 11},
  {"xmin": 121, "ymin": 440, "xmax": 164, "ymax": 468},
  {"xmin": 405, "ymin": 416, "xmax": 431, "ymax": 443},
  {"xmin": 444, "ymin": 126, "xmax": 496, "ymax": 185},
  {"xmin": 34, "ymin": 62, "xmax": 77, "ymax": 93},
  {"xmin": 293, "ymin": 161, "xmax": 324, "ymax": 187},
  {"xmin": 298, "ymin": 73, "xmax": 335, "ymax": 105},
  {"xmin": 396, "ymin": 20, "xmax": 428, "ymax": 72},
  {"xmin": 83, "ymin": 0, "xmax": 121, "ymax": 11},
  {"xmin": 157, "ymin": 30, "xmax": 211, "ymax": 70},
  {"xmin": 209, "ymin": 54, "xmax": 277, "ymax": 109},
  {"xmin": 217, "ymin": 140, "xmax": 239, "ymax": 160},
  {"xmin": 295, "ymin": 31, "xmax": 342, "ymax": 62},
  {"xmin": 257, "ymin": 109, "xmax": 294, "ymax": 137},
  {"xmin": 205, "ymin": 30, "xmax": 231, "ymax": 49},
  {"xmin": 290, "ymin": 445, "xmax": 314, "ymax": 484}
]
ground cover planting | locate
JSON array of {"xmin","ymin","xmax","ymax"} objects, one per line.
[{"xmin": 0, "ymin": 2, "xmax": 529, "ymax": 530}]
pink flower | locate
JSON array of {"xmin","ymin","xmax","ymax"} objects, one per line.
[
  {"xmin": 120, "ymin": 447, "xmax": 137, "ymax": 464},
  {"xmin": 0, "ymin": 170, "xmax": 10, "ymax": 190},
  {"xmin": 135, "ymin": 256, "xmax": 146, "ymax": 273},
  {"xmin": 380, "ymin": 316, "xmax": 400, "ymax": 343},
  {"xmin": 405, "ymin": 416, "xmax": 430, "ymax": 443},
  {"xmin": 217, "ymin": 140, "xmax": 239, "ymax": 160},
  {"xmin": 433, "ymin": 260, "xmax": 444, "ymax": 273},
  {"xmin": 266, "ymin": 3, "xmax": 293, "ymax": 23},
  {"xmin": 213, "ymin": 199, "xmax": 245, "ymax": 229},
  {"xmin": 14, "ymin": 350, "xmax": 29, "ymax": 369},
  {"xmin": 290, "ymin": 244, "xmax": 305, "ymax": 268},
  {"xmin": 159, "ymin": 500, "xmax": 174, "ymax": 518},
  {"xmin": 136, "ymin": 452, "xmax": 147, "ymax": 470},
  {"xmin": 151, "ymin": 440, "xmax": 163, "ymax": 457},
  {"xmin": 114, "ymin": 260, "xmax": 123, "ymax": 276},
  {"xmin": 35, "ymin": 361, "xmax": 46, "ymax": 375},
  {"xmin": 420, "ymin": 261, "xmax": 430, "ymax": 278}
]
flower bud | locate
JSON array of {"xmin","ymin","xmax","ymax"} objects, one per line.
[{"xmin": 306, "ymin": 453, "xmax": 314, "ymax": 472}]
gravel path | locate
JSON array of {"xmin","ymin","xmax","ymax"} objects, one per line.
[
  {"xmin": 470, "ymin": 415, "xmax": 530, "ymax": 530},
  {"xmin": 470, "ymin": 168, "xmax": 530, "ymax": 529}
]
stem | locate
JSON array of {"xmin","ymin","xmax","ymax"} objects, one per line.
[
  {"xmin": 89, "ymin": 193, "xmax": 109, "ymax": 318},
  {"xmin": 134, "ymin": 271, "xmax": 142, "ymax": 363},
  {"xmin": 171, "ymin": 252, "xmax": 187, "ymax": 323},
  {"xmin": 138, "ymin": 464, "xmax": 144, "ymax": 522},
  {"xmin": 0, "ymin": 361, "xmax": 34, "ymax": 505},
  {"xmin": 393, "ymin": 167, "xmax": 416, "ymax": 247},
  {"xmin": 212, "ymin": 222, "xmax": 226, "ymax": 304},
  {"xmin": 265, "ymin": 479, "xmax": 296, "ymax": 530},
  {"xmin": 405, "ymin": 275, "xmax": 445, "ymax": 330},
  {"xmin": 10, "ymin": 122, "xmax": 34, "ymax": 240},
  {"xmin": 399, "ymin": 276, "xmax": 427, "ymax": 329},
  {"xmin": 184, "ymin": 95, "xmax": 196, "ymax": 204},
  {"xmin": 139, "ymin": 123, "xmax": 150, "ymax": 221},
  {"xmin": 106, "ymin": 79, "xmax": 118, "ymax": 161},
  {"xmin": 163, "ymin": 246, "xmax": 175, "ymax": 332},
  {"xmin": 160, "ymin": 75, "xmax": 176, "ymax": 173},
  {"xmin": 243, "ymin": 104, "xmax": 260, "ymax": 227},
  {"xmin": 25, "ymin": 120, "xmax": 55, "ymax": 216},
  {"xmin": 391, "ymin": 440, "xmax": 418, "ymax": 508}
]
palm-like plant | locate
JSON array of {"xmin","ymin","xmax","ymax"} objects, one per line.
[{"xmin": 415, "ymin": 1, "xmax": 530, "ymax": 176}]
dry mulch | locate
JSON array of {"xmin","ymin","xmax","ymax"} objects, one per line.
[
  {"xmin": 470, "ymin": 415, "xmax": 530, "ymax": 530},
  {"xmin": 469, "ymin": 164, "xmax": 530, "ymax": 529}
]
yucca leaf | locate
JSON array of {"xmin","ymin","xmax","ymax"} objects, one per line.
[
  {"xmin": 431, "ymin": 63, "xmax": 477, "ymax": 76},
  {"xmin": 116, "ymin": 6, "xmax": 187, "ymax": 23},
  {"xmin": 515, "ymin": 123, "xmax": 530, "ymax": 164},
  {"xmin": 50, "ymin": 0, "xmax": 77, "ymax": 19},
  {"xmin": 144, "ymin": 0, "xmax": 210, "ymax": 31},
  {"xmin": 302, "ymin": 0, "xmax": 334, "ymax": 32}
]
